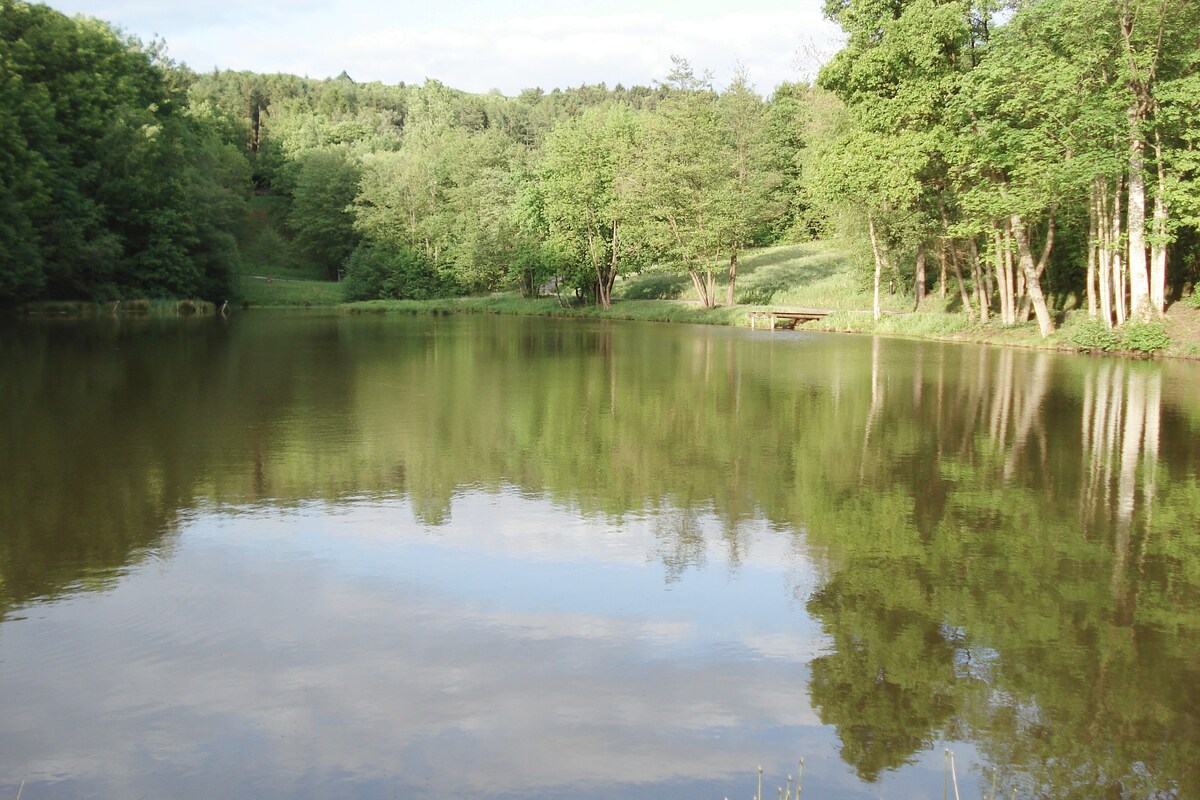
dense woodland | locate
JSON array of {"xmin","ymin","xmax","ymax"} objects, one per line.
[{"xmin": 2, "ymin": 0, "xmax": 1199, "ymax": 336}]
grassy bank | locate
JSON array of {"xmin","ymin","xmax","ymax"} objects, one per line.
[
  {"xmin": 343, "ymin": 295, "xmax": 754, "ymax": 326},
  {"xmin": 19, "ymin": 298, "xmax": 221, "ymax": 317},
  {"xmin": 232, "ymin": 195, "xmax": 345, "ymax": 308},
  {"xmin": 236, "ymin": 196, "xmax": 327, "ymax": 282},
  {"xmin": 28, "ymin": 239, "xmax": 1195, "ymax": 360},
  {"xmin": 237, "ymin": 275, "xmax": 343, "ymax": 307},
  {"xmin": 344, "ymin": 242, "xmax": 1200, "ymax": 360}
]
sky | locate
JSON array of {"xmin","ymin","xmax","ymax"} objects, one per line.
[{"xmin": 43, "ymin": 0, "xmax": 845, "ymax": 95}]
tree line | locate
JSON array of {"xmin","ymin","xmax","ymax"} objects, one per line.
[
  {"xmin": 3, "ymin": 0, "xmax": 1199, "ymax": 335},
  {"xmin": 193, "ymin": 55, "xmax": 812, "ymax": 309},
  {"xmin": 813, "ymin": 0, "xmax": 1200, "ymax": 333}
]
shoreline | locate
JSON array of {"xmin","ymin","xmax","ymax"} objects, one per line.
[
  {"xmin": 15, "ymin": 294, "xmax": 1200, "ymax": 362},
  {"xmin": 339, "ymin": 295, "xmax": 1200, "ymax": 362}
]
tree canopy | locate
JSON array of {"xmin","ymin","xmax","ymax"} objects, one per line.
[{"xmin": 2, "ymin": 0, "xmax": 1198, "ymax": 330}]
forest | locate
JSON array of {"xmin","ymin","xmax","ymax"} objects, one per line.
[{"xmin": 2, "ymin": 0, "xmax": 1199, "ymax": 338}]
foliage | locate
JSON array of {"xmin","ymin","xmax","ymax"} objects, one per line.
[
  {"xmin": 236, "ymin": 276, "xmax": 343, "ymax": 307},
  {"xmin": 1070, "ymin": 318, "xmax": 1122, "ymax": 352},
  {"xmin": 627, "ymin": 80, "xmax": 733, "ymax": 308},
  {"xmin": 341, "ymin": 242, "xmax": 443, "ymax": 302},
  {"xmin": 287, "ymin": 146, "xmax": 361, "ymax": 279},
  {"xmin": 1121, "ymin": 321, "xmax": 1172, "ymax": 354},
  {"xmin": 0, "ymin": 1, "xmax": 246, "ymax": 304},
  {"xmin": 236, "ymin": 196, "xmax": 324, "ymax": 280},
  {"xmin": 538, "ymin": 103, "xmax": 642, "ymax": 307},
  {"xmin": 7, "ymin": 0, "xmax": 1200, "ymax": 333}
]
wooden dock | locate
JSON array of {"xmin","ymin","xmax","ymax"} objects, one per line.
[{"xmin": 747, "ymin": 309, "xmax": 831, "ymax": 330}]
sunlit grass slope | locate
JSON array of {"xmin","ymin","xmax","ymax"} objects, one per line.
[{"xmin": 616, "ymin": 242, "xmax": 909, "ymax": 312}]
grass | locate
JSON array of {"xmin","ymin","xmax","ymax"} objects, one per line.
[
  {"xmin": 236, "ymin": 196, "xmax": 327, "ymax": 282},
  {"xmin": 344, "ymin": 242, "xmax": 1200, "ymax": 359},
  {"xmin": 237, "ymin": 276, "xmax": 344, "ymax": 308},
  {"xmin": 24, "ymin": 234, "xmax": 1196, "ymax": 361},
  {"xmin": 343, "ymin": 294, "xmax": 754, "ymax": 326},
  {"xmin": 232, "ymin": 195, "xmax": 343, "ymax": 307},
  {"xmin": 615, "ymin": 242, "xmax": 909, "ymax": 312},
  {"xmin": 21, "ymin": 299, "xmax": 220, "ymax": 317}
]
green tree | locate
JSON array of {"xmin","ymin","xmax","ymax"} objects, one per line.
[
  {"xmin": 538, "ymin": 103, "xmax": 642, "ymax": 307},
  {"xmin": 288, "ymin": 146, "xmax": 361, "ymax": 280},
  {"xmin": 629, "ymin": 63, "xmax": 733, "ymax": 308},
  {"xmin": 816, "ymin": 0, "xmax": 972, "ymax": 317},
  {"xmin": 0, "ymin": 1, "xmax": 245, "ymax": 303},
  {"xmin": 718, "ymin": 69, "xmax": 779, "ymax": 305}
]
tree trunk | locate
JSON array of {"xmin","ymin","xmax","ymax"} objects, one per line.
[
  {"xmin": 726, "ymin": 249, "xmax": 738, "ymax": 307},
  {"xmin": 868, "ymin": 213, "xmax": 884, "ymax": 321},
  {"xmin": 946, "ymin": 240, "xmax": 973, "ymax": 321},
  {"xmin": 982, "ymin": 238, "xmax": 995, "ymax": 317},
  {"xmin": 1150, "ymin": 131, "xmax": 1168, "ymax": 314},
  {"xmin": 1113, "ymin": 175, "xmax": 1127, "ymax": 326},
  {"xmin": 593, "ymin": 221, "xmax": 618, "ymax": 309},
  {"xmin": 1010, "ymin": 212, "xmax": 1055, "ymax": 337},
  {"xmin": 938, "ymin": 243, "xmax": 947, "ymax": 299},
  {"xmin": 936, "ymin": 202, "xmax": 969, "ymax": 319},
  {"xmin": 1087, "ymin": 180, "xmax": 1099, "ymax": 318},
  {"xmin": 1127, "ymin": 109, "xmax": 1151, "ymax": 320},
  {"xmin": 1098, "ymin": 181, "xmax": 1113, "ymax": 327},
  {"xmin": 994, "ymin": 227, "xmax": 1011, "ymax": 324},
  {"xmin": 914, "ymin": 242, "xmax": 926, "ymax": 307},
  {"xmin": 1014, "ymin": 230, "xmax": 1030, "ymax": 323},
  {"xmin": 969, "ymin": 237, "xmax": 990, "ymax": 323},
  {"xmin": 688, "ymin": 270, "xmax": 711, "ymax": 308}
]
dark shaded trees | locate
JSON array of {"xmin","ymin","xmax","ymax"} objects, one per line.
[{"xmin": 0, "ymin": 0, "xmax": 246, "ymax": 303}]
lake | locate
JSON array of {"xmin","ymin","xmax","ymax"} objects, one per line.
[{"xmin": 2, "ymin": 312, "xmax": 1198, "ymax": 799}]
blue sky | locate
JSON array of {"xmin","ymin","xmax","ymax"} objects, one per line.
[{"xmin": 44, "ymin": 0, "xmax": 843, "ymax": 95}]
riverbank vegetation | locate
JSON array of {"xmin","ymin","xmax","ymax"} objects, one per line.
[{"xmin": 3, "ymin": 0, "xmax": 1199, "ymax": 347}]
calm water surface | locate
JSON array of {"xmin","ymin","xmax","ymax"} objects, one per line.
[{"xmin": 2, "ymin": 313, "xmax": 1198, "ymax": 799}]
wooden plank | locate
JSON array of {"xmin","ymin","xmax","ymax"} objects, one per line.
[{"xmin": 746, "ymin": 308, "xmax": 833, "ymax": 330}]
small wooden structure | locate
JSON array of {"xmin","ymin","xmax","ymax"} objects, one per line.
[{"xmin": 747, "ymin": 309, "xmax": 831, "ymax": 330}]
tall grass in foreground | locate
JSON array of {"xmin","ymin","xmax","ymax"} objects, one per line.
[
  {"xmin": 743, "ymin": 752, "xmax": 1023, "ymax": 800},
  {"xmin": 20, "ymin": 299, "xmax": 220, "ymax": 317},
  {"xmin": 746, "ymin": 760, "xmax": 804, "ymax": 800}
]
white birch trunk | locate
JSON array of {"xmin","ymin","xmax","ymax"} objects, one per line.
[
  {"xmin": 1127, "ymin": 118, "xmax": 1151, "ymax": 320},
  {"xmin": 1150, "ymin": 134, "xmax": 1169, "ymax": 314},
  {"xmin": 1010, "ymin": 213, "xmax": 1055, "ymax": 337},
  {"xmin": 868, "ymin": 213, "xmax": 884, "ymax": 322}
]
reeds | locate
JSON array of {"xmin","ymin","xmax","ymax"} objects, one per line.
[
  {"xmin": 19, "ymin": 298, "xmax": 218, "ymax": 317},
  {"xmin": 752, "ymin": 759, "xmax": 804, "ymax": 800},
  {"xmin": 740, "ymin": 753, "xmax": 1015, "ymax": 800}
]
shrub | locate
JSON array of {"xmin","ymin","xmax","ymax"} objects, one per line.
[
  {"xmin": 1121, "ymin": 321, "xmax": 1171, "ymax": 354},
  {"xmin": 342, "ymin": 243, "xmax": 442, "ymax": 302},
  {"xmin": 1071, "ymin": 318, "xmax": 1121, "ymax": 352}
]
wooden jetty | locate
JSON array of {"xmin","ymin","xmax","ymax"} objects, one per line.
[{"xmin": 747, "ymin": 309, "xmax": 831, "ymax": 330}]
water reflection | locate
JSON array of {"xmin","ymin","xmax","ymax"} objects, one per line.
[{"xmin": 1, "ymin": 314, "xmax": 1198, "ymax": 799}]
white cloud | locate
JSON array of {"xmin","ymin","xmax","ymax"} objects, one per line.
[
  {"xmin": 45, "ymin": 1, "xmax": 843, "ymax": 94},
  {"xmin": 0, "ymin": 537, "xmax": 830, "ymax": 798},
  {"xmin": 298, "ymin": 10, "xmax": 839, "ymax": 93}
]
